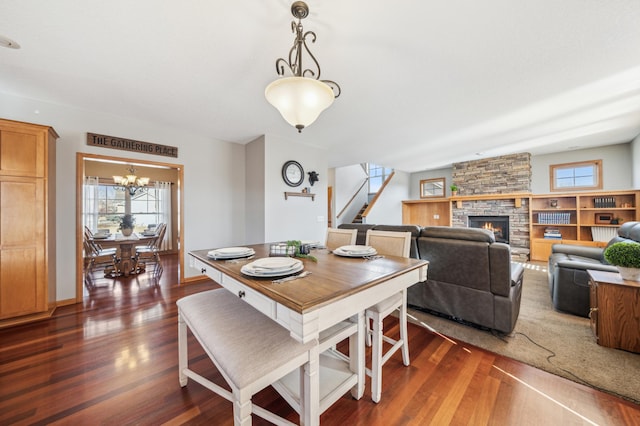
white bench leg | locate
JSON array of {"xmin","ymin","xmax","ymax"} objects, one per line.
[
  {"xmin": 233, "ymin": 388, "xmax": 253, "ymax": 426},
  {"xmin": 178, "ymin": 311, "xmax": 188, "ymax": 387}
]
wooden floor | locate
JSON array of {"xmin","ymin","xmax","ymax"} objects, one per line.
[{"xmin": 1, "ymin": 254, "xmax": 639, "ymax": 426}]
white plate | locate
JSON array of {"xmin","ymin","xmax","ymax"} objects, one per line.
[
  {"xmin": 333, "ymin": 245, "xmax": 377, "ymax": 257},
  {"xmin": 334, "ymin": 245, "xmax": 376, "ymax": 254},
  {"xmin": 207, "ymin": 247, "xmax": 255, "ymax": 259},
  {"xmin": 245, "ymin": 257, "xmax": 300, "ymax": 270},
  {"xmin": 241, "ymin": 259, "xmax": 303, "ymax": 277}
]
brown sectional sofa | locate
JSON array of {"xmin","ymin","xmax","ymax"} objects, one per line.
[{"xmin": 338, "ymin": 224, "xmax": 525, "ymax": 333}]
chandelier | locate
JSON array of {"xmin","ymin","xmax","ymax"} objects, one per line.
[
  {"xmin": 265, "ymin": 1, "xmax": 341, "ymax": 133},
  {"xmin": 112, "ymin": 166, "xmax": 150, "ymax": 196}
]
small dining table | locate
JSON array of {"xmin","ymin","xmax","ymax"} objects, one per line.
[
  {"xmin": 91, "ymin": 233, "xmax": 156, "ymax": 277},
  {"xmin": 189, "ymin": 243, "xmax": 428, "ymax": 425}
]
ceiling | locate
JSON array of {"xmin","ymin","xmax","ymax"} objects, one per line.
[{"xmin": 1, "ymin": 1, "xmax": 640, "ymax": 173}]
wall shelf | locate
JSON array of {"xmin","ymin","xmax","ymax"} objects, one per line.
[{"xmin": 284, "ymin": 192, "xmax": 315, "ymax": 201}]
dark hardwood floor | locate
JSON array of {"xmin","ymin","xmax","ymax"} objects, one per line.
[{"xmin": 1, "ymin": 254, "xmax": 639, "ymax": 425}]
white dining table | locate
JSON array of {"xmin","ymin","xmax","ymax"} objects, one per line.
[{"xmin": 189, "ymin": 244, "xmax": 428, "ymax": 425}]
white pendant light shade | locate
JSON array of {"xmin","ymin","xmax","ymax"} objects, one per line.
[{"xmin": 265, "ymin": 76, "xmax": 335, "ymax": 132}]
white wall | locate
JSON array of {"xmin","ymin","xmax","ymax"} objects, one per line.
[
  {"xmin": 409, "ymin": 167, "xmax": 453, "ymax": 199},
  {"xmin": 632, "ymin": 135, "xmax": 640, "ymax": 189},
  {"xmin": 334, "ymin": 164, "xmax": 368, "ymax": 226},
  {"xmin": 530, "ymin": 143, "xmax": 633, "ymax": 193},
  {"xmin": 404, "ymin": 144, "xmax": 635, "ymax": 202},
  {"xmin": 0, "ymin": 92, "xmax": 246, "ymax": 300},
  {"xmin": 365, "ymin": 170, "xmax": 410, "ymax": 225},
  {"xmin": 245, "ymin": 136, "xmax": 266, "ymax": 244},
  {"xmin": 263, "ymin": 135, "xmax": 329, "ymax": 244}
]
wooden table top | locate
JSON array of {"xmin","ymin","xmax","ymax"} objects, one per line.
[
  {"xmin": 190, "ymin": 244, "xmax": 428, "ymax": 314},
  {"xmin": 588, "ymin": 269, "xmax": 640, "ymax": 288},
  {"xmin": 91, "ymin": 233, "xmax": 155, "ymax": 243}
]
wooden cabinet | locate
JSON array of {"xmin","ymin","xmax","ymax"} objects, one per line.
[
  {"xmin": 588, "ymin": 270, "xmax": 640, "ymax": 353},
  {"xmin": 529, "ymin": 191, "xmax": 640, "ymax": 261},
  {"xmin": 402, "ymin": 199, "xmax": 451, "ymax": 227},
  {"xmin": 0, "ymin": 119, "xmax": 57, "ymax": 326}
]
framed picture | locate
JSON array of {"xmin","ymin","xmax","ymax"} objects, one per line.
[{"xmin": 420, "ymin": 178, "xmax": 445, "ymax": 198}]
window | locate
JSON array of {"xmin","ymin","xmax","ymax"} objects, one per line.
[
  {"xmin": 93, "ymin": 185, "xmax": 160, "ymax": 233},
  {"xmin": 550, "ymin": 160, "xmax": 602, "ymax": 191},
  {"xmin": 367, "ymin": 164, "xmax": 393, "ymax": 194},
  {"xmin": 420, "ymin": 177, "xmax": 446, "ymax": 198}
]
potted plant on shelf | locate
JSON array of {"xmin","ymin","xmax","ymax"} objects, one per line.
[
  {"xmin": 604, "ymin": 242, "xmax": 640, "ymax": 281},
  {"xmin": 450, "ymin": 184, "xmax": 458, "ymax": 197},
  {"xmin": 118, "ymin": 214, "xmax": 135, "ymax": 237}
]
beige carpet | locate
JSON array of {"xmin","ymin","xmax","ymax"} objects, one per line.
[{"xmin": 408, "ymin": 262, "xmax": 640, "ymax": 404}]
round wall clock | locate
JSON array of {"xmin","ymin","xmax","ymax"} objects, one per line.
[{"xmin": 282, "ymin": 160, "xmax": 304, "ymax": 187}]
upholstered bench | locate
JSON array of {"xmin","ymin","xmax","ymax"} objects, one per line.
[{"xmin": 177, "ymin": 288, "xmax": 318, "ymax": 426}]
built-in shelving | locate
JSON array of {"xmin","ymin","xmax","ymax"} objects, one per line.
[{"xmin": 529, "ymin": 191, "xmax": 640, "ymax": 261}]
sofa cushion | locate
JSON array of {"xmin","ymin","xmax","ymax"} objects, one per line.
[
  {"xmin": 337, "ymin": 223, "xmax": 376, "ymax": 245},
  {"xmin": 418, "ymin": 236, "xmax": 492, "ymax": 292},
  {"xmin": 421, "ymin": 226, "xmax": 495, "ymax": 243}
]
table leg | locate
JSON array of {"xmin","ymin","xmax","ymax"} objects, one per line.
[
  {"xmin": 119, "ymin": 243, "xmax": 134, "ymax": 277},
  {"xmin": 350, "ymin": 311, "xmax": 366, "ymax": 399},
  {"xmin": 301, "ymin": 345, "xmax": 319, "ymax": 426}
]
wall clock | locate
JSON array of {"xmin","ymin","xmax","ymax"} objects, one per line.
[{"xmin": 282, "ymin": 160, "xmax": 304, "ymax": 187}]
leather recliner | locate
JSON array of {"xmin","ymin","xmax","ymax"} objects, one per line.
[{"xmin": 548, "ymin": 221, "xmax": 640, "ymax": 317}]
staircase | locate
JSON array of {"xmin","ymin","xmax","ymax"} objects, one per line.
[{"xmin": 352, "ymin": 203, "xmax": 368, "ymax": 223}]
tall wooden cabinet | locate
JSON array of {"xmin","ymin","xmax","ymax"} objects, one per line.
[{"xmin": 0, "ymin": 119, "xmax": 57, "ymax": 326}]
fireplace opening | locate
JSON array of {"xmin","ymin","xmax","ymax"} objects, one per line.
[{"xmin": 468, "ymin": 215, "xmax": 509, "ymax": 243}]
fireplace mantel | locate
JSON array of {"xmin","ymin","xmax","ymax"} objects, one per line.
[{"xmin": 451, "ymin": 192, "xmax": 532, "ymax": 208}]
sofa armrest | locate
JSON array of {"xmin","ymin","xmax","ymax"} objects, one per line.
[
  {"xmin": 510, "ymin": 262, "xmax": 524, "ymax": 286},
  {"xmin": 550, "ymin": 244, "xmax": 603, "ymax": 261},
  {"xmin": 553, "ymin": 258, "xmax": 617, "ymax": 273}
]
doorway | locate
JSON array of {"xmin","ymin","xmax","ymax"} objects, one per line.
[{"xmin": 76, "ymin": 153, "xmax": 185, "ymax": 302}]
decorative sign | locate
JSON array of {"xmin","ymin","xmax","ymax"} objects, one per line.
[{"xmin": 86, "ymin": 132, "xmax": 178, "ymax": 158}]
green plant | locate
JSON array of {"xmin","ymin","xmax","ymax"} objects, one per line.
[
  {"xmin": 118, "ymin": 214, "xmax": 135, "ymax": 230},
  {"xmin": 286, "ymin": 240, "xmax": 317, "ymax": 262},
  {"xmin": 450, "ymin": 184, "xmax": 458, "ymax": 192},
  {"xmin": 604, "ymin": 242, "xmax": 640, "ymax": 268}
]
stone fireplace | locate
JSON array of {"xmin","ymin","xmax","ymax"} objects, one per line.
[{"xmin": 451, "ymin": 153, "xmax": 531, "ymax": 260}]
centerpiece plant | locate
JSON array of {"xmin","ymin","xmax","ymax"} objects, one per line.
[
  {"xmin": 285, "ymin": 240, "xmax": 317, "ymax": 262},
  {"xmin": 118, "ymin": 214, "xmax": 135, "ymax": 236}
]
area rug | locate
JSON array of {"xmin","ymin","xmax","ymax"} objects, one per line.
[{"xmin": 408, "ymin": 262, "xmax": 640, "ymax": 404}]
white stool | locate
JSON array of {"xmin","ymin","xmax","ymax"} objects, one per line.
[{"xmin": 177, "ymin": 289, "xmax": 318, "ymax": 426}]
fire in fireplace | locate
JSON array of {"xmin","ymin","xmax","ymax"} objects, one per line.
[{"xmin": 468, "ymin": 215, "xmax": 510, "ymax": 243}]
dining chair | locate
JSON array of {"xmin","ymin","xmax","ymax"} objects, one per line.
[
  {"xmin": 178, "ymin": 288, "xmax": 318, "ymax": 426},
  {"xmin": 133, "ymin": 223, "xmax": 166, "ymax": 276},
  {"xmin": 325, "ymin": 227, "xmax": 357, "ymax": 251},
  {"xmin": 364, "ymin": 229, "xmax": 412, "ymax": 403},
  {"xmin": 83, "ymin": 238, "xmax": 120, "ymax": 281},
  {"xmin": 84, "ymin": 225, "xmax": 116, "ymax": 255}
]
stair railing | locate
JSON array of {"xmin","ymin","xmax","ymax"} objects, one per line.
[
  {"xmin": 361, "ymin": 171, "xmax": 395, "ymax": 220},
  {"xmin": 336, "ymin": 178, "xmax": 369, "ymax": 219}
]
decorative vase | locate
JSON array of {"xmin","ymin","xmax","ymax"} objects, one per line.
[
  {"xmin": 121, "ymin": 227, "xmax": 133, "ymax": 237},
  {"xmin": 452, "ymin": 191, "xmax": 458, "ymax": 197},
  {"xmin": 617, "ymin": 266, "xmax": 640, "ymax": 281}
]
